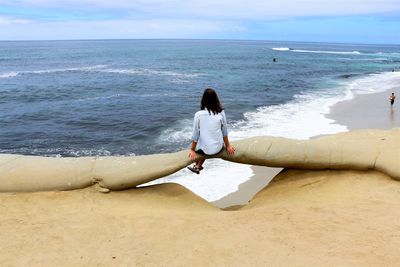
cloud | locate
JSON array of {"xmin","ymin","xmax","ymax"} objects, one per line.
[
  {"xmin": 0, "ymin": 18, "xmax": 245, "ymax": 40},
  {"xmin": 1, "ymin": 0, "xmax": 400, "ymax": 21},
  {"xmin": 0, "ymin": 16, "xmax": 31, "ymax": 25},
  {"xmin": 0, "ymin": 0, "xmax": 399, "ymax": 42}
]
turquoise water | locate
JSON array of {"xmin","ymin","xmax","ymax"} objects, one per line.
[{"xmin": 1, "ymin": 40, "xmax": 400, "ymax": 157}]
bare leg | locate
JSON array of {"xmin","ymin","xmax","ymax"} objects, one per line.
[{"xmin": 196, "ymin": 159, "xmax": 206, "ymax": 169}]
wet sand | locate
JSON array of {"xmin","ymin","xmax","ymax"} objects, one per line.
[
  {"xmin": 212, "ymin": 166, "xmax": 282, "ymax": 209},
  {"xmin": 327, "ymin": 89, "xmax": 400, "ymax": 130}
]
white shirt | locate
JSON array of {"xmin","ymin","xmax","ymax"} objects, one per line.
[{"xmin": 192, "ymin": 109, "xmax": 228, "ymax": 155}]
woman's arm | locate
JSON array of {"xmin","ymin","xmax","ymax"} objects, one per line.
[
  {"xmin": 189, "ymin": 114, "xmax": 200, "ymax": 160},
  {"xmin": 221, "ymin": 111, "xmax": 235, "ymax": 155},
  {"xmin": 190, "ymin": 140, "xmax": 197, "ymax": 151},
  {"xmin": 223, "ymin": 136, "xmax": 235, "ymax": 155},
  {"xmin": 189, "ymin": 140, "xmax": 198, "ymax": 160}
]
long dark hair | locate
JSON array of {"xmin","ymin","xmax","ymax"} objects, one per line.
[{"xmin": 200, "ymin": 88, "xmax": 223, "ymax": 115}]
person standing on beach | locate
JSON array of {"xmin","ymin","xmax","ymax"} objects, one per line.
[
  {"xmin": 389, "ymin": 92, "xmax": 396, "ymax": 107},
  {"xmin": 188, "ymin": 88, "xmax": 235, "ymax": 174}
]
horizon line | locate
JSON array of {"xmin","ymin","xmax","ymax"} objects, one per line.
[{"xmin": 0, "ymin": 38, "xmax": 399, "ymax": 46}]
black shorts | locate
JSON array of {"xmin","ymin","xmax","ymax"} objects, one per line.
[
  {"xmin": 196, "ymin": 147, "xmax": 224, "ymax": 156},
  {"xmin": 391, "ymin": 100, "xmax": 395, "ymax": 105}
]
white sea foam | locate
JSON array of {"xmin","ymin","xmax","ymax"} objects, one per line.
[
  {"xmin": 96, "ymin": 68, "xmax": 200, "ymax": 84},
  {"xmin": 0, "ymin": 65, "xmax": 107, "ymax": 79},
  {"xmin": 358, "ymin": 58, "xmax": 388, "ymax": 61},
  {"xmin": 230, "ymin": 94, "xmax": 349, "ymax": 140},
  {"xmin": 77, "ymin": 93, "xmax": 131, "ymax": 102},
  {"xmin": 291, "ymin": 49, "xmax": 361, "ymax": 55},
  {"xmin": 272, "ymin": 47, "xmax": 362, "ymax": 55},
  {"xmin": 145, "ymin": 71, "xmax": 400, "ymax": 202},
  {"xmin": 0, "ymin": 72, "xmax": 19, "ymax": 78},
  {"xmin": 345, "ymin": 71, "xmax": 400, "ymax": 96},
  {"xmin": 30, "ymin": 65, "xmax": 108, "ymax": 74},
  {"xmin": 0, "ymin": 65, "xmax": 200, "ymax": 82},
  {"xmin": 272, "ymin": 47, "xmax": 291, "ymax": 51},
  {"xmin": 375, "ymin": 52, "xmax": 400, "ymax": 56},
  {"xmin": 158, "ymin": 119, "xmax": 193, "ymax": 144},
  {"xmin": 0, "ymin": 147, "xmax": 116, "ymax": 157}
]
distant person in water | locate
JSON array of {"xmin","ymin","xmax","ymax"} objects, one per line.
[
  {"xmin": 273, "ymin": 58, "xmax": 277, "ymax": 62},
  {"xmin": 389, "ymin": 92, "xmax": 396, "ymax": 107},
  {"xmin": 188, "ymin": 88, "xmax": 235, "ymax": 174}
]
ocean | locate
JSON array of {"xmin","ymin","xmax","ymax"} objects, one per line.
[{"xmin": 1, "ymin": 39, "xmax": 400, "ymax": 201}]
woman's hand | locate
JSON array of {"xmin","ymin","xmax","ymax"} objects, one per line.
[
  {"xmin": 188, "ymin": 150, "xmax": 197, "ymax": 160},
  {"xmin": 226, "ymin": 145, "xmax": 235, "ymax": 156}
]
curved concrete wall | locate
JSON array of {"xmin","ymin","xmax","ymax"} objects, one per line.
[{"xmin": 0, "ymin": 128, "xmax": 399, "ymax": 192}]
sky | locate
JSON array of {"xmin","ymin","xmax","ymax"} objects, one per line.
[{"xmin": 0, "ymin": 0, "xmax": 400, "ymax": 44}]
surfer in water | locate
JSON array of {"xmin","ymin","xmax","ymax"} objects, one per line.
[
  {"xmin": 188, "ymin": 88, "xmax": 235, "ymax": 174},
  {"xmin": 390, "ymin": 92, "xmax": 396, "ymax": 107}
]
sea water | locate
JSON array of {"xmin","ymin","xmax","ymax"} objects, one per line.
[{"xmin": 1, "ymin": 40, "xmax": 400, "ymax": 201}]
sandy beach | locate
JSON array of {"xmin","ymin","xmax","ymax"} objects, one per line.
[
  {"xmin": 223, "ymin": 87, "xmax": 400, "ymax": 210},
  {"xmin": 1, "ymin": 170, "xmax": 400, "ymax": 266},
  {"xmin": 328, "ymin": 88, "xmax": 400, "ymax": 130},
  {"xmin": 1, "ymin": 88, "xmax": 400, "ymax": 266}
]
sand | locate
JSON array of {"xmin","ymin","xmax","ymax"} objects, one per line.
[
  {"xmin": 1, "ymin": 170, "xmax": 400, "ymax": 266},
  {"xmin": 212, "ymin": 166, "xmax": 282, "ymax": 209},
  {"xmin": 1, "ymin": 89, "xmax": 400, "ymax": 266},
  {"xmin": 327, "ymin": 89, "xmax": 400, "ymax": 130}
]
